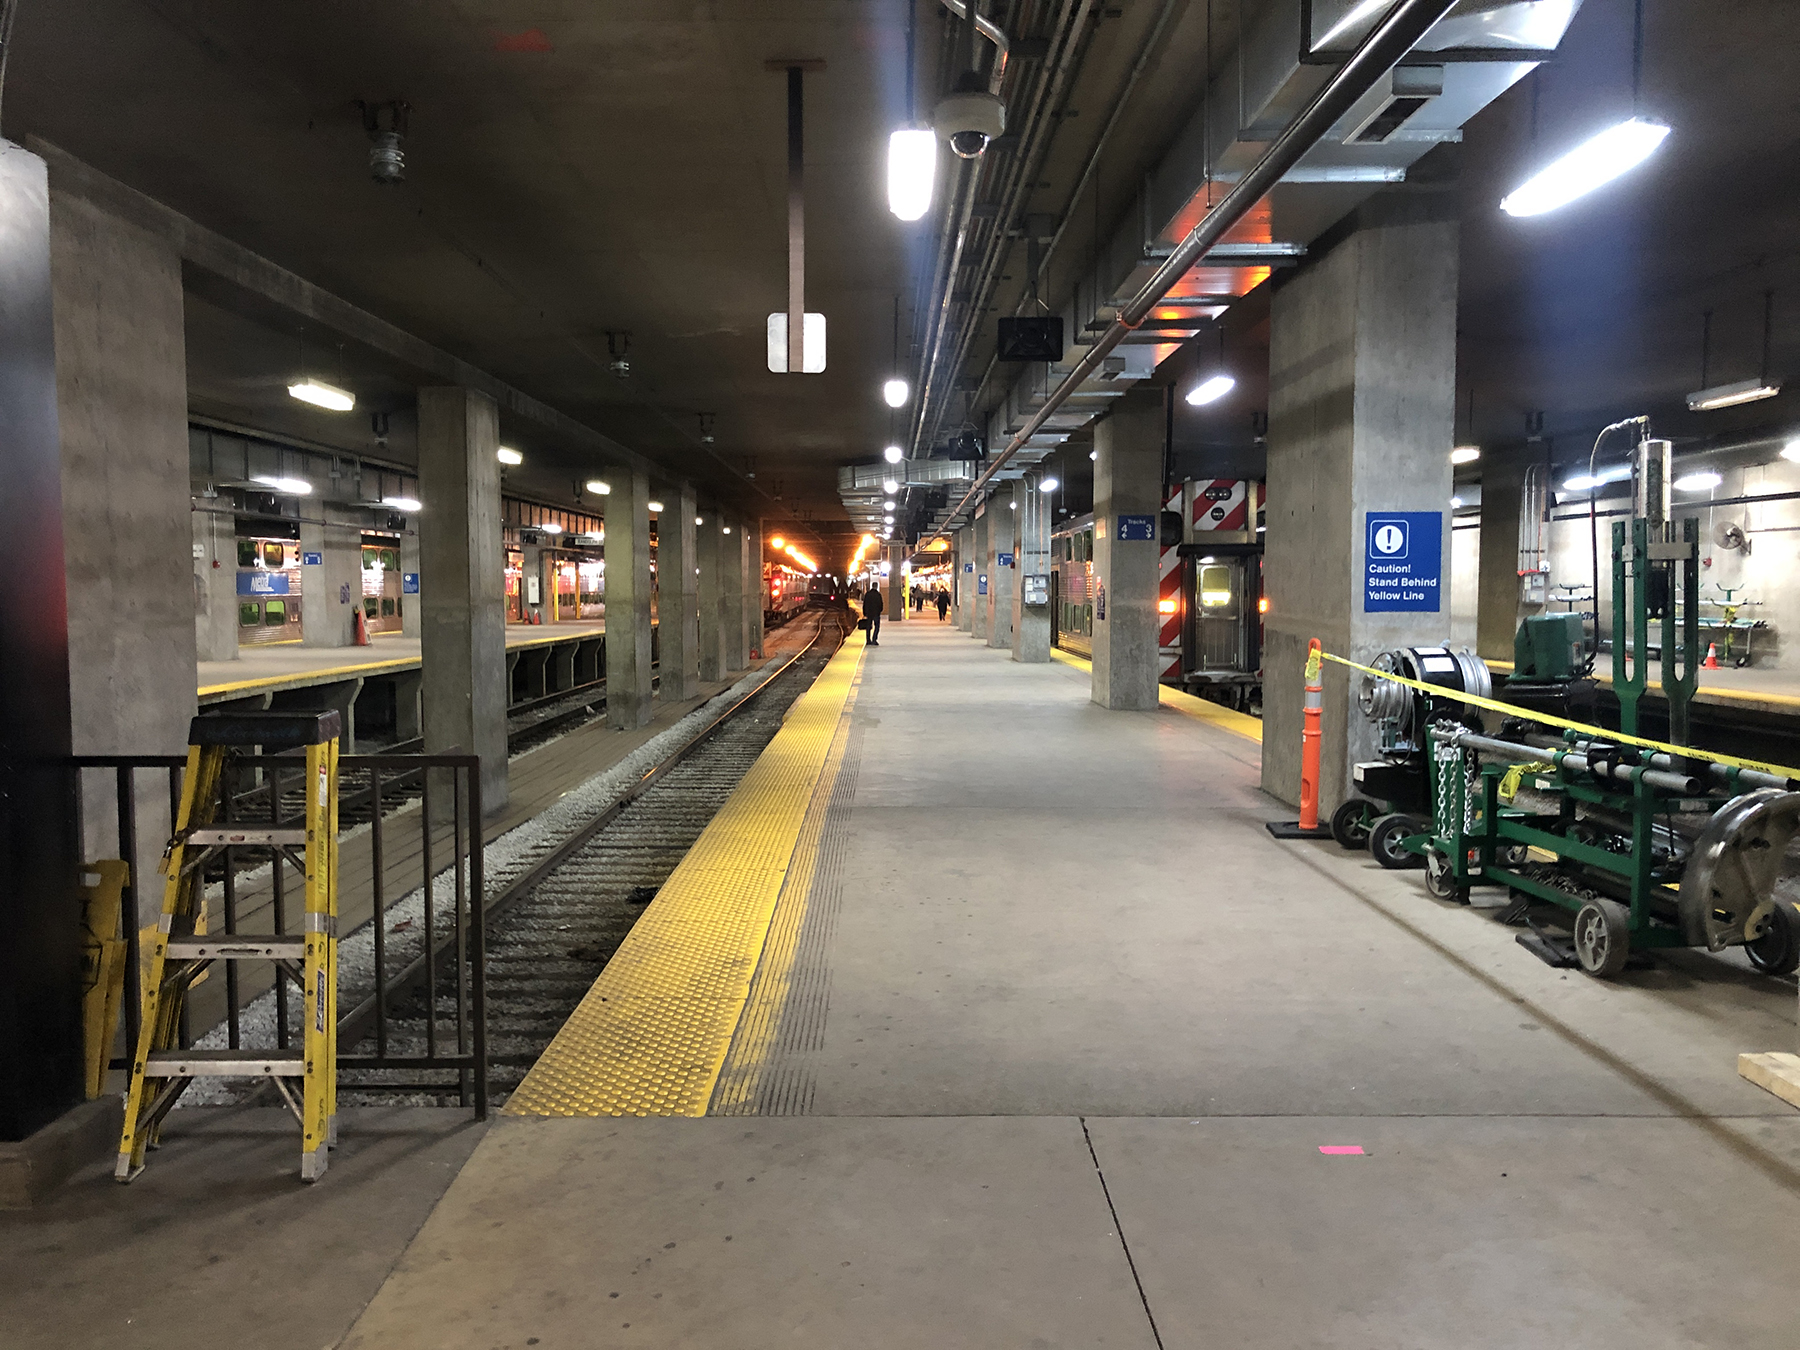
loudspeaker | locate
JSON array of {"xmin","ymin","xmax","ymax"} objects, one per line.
[{"xmin": 996, "ymin": 316, "xmax": 1064, "ymax": 361}]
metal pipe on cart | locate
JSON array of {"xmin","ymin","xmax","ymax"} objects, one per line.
[
  {"xmin": 1530, "ymin": 732, "xmax": 1791, "ymax": 793},
  {"xmin": 1431, "ymin": 726, "xmax": 1703, "ymax": 796}
]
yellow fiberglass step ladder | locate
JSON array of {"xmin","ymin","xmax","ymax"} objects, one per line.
[{"xmin": 116, "ymin": 711, "xmax": 341, "ymax": 1183}]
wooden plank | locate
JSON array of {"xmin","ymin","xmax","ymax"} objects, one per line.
[{"xmin": 1737, "ymin": 1052, "xmax": 1800, "ymax": 1109}]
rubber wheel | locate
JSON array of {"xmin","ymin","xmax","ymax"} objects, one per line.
[
  {"xmin": 1746, "ymin": 902, "xmax": 1800, "ymax": 976},
  {"xmin": 1423, "ymin": 848, "xmax": 1463, "ymax": 902},
  {"xmin": 1370, "ymin": 813, "xmax": 1425, "ymax": 871},
  {"xmin": 1330, "ymin": 798, "xmax": 1375, "ymax": 851},
  {"xmin": 1573, "ymin": 898, "xmax": 1631, "ymax": 978}
]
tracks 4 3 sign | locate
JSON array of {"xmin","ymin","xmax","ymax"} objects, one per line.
[{"xmin": 1363, "ymin": 512, "xmax": 1442, "ymax": 612}]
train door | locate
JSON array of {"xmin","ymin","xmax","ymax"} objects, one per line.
[{"xmin": 1194, "ymin": 558, "xmax": 1247, "ymax": 670}]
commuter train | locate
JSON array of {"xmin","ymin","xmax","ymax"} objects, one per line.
[
  {"xmin": 1051, "ymin": 481, "xmax": 1266, "ymax": 711},
  {"xmin": 764, "ymin": 565, "xmax": 811, "ymax": 626}
]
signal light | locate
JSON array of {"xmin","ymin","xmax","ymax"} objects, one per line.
[
  {"xmin": 1157, "ymin": 598, "xmax": 1177, "ymax": 615},
  {"xmin": 1257, "ymin": 597, "xmax": 1269, "ymax": 614}
]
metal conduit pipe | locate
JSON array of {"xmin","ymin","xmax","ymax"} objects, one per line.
[
  {"xmin": 917, "ymin": 0, "xmax": 1101, "ymax": 456},
  {"xmin": 913, "ymin": 0, "xmax": 1090, "ymax": 458},
  {"xmin": 1440, "ymin": 728, "xmax": 1703, "ymax": 797},
  {"xmin": 920, "ymin": 0, "xmax": 1464, "ymax": 545},
  {"xmin": 938, "ymin": 0, "xmax": 1012, "ymax": 92},
  {"xmin": 1529, "ymin": 733, "xmax": 1791, "ymax": 792}
]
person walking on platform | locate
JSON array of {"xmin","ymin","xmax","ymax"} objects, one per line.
[
  {"xmin": 935, "ymin": 588, "xmax": 950, "ymax": 621},
  {"xmin": 862, "ymin": 580, "xmax": 884, "ymax": 645},
  {"xmin": 913, "ymin": 585, "xmax": 924, "ymax": 613}
]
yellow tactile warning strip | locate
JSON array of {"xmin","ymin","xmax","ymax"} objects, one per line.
[
  {"xmin": 1050, "ymin": 647, "xmax": 1263, "ymax": 744},
  {"xmin": 1485, "ymin": 657, "xmax": 1800, "ymax": 711},
  {"xmin": 504, "ymin": 631, "xmax": 867, "ymax": 1117},
  {"xmin": 707, "ymin": 658, "xmax": 861, "ymax": 1114}
]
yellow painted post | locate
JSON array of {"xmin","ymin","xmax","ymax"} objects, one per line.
[{"xmin": 300, "ymin": 735, "xmax": 339, "ymax": 1181}]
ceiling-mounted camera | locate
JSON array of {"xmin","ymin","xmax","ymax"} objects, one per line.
[
  {"xmin": 935, "ymin": 72, "xmax": 1005, "ymax": 160},
  {"xmin": 358, "ymin": 100, "xmax": 410, "ymax": 184}
]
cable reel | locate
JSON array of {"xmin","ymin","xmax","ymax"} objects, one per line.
[{"xmin": 1358, "ymin": 645, "xmax": 1490, "ymax": 757}]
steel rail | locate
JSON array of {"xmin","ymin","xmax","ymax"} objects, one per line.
[{"xmin": 919, "ymin": 0, "xmax": 1462, "ymax": 549}]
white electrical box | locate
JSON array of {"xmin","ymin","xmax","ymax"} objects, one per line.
[
  {"xmin": 1023, "ymin": 574, "xmax": 1049, "ymax": 606},
  {"xmin": 527, "ymin": 575, "xmax": 541, "ymax": 605}
]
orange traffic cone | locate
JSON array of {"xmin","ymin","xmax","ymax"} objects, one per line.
[
  {"xmin": 353, "ymin": 608, "xmax": 371, "ymax": 646},
  {"xmin": 1703, "ymin": 642, "xmax": 1719, "ymax": 668}
]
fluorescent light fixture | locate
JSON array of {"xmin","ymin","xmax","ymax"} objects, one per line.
[
  {"xmin": 884, "ymin": 444, "xmax": 904, "ymax": 463},
  {"xmin": 883, "ymin": 479, "xmax": 898, "ymax": 494},
  {"xmin": 647, "ymin": 500, "xmax": 663, "ymax": 513},
  {"xmin": 1450, "ymin": 445, "xmax": 1481, "ymax": 465},
  {"xmin": 252, "ymin": 475, "xmax": 312, "ymax": 495},
  {"xmin": 1450, "ymin": 496, "xmax": 1464, "ymax": 508},
  {"xmin": 1185, "ymin": 374, "xmax": 1236, "ymax": 406},
  {"xmin": 766, "ymin": 312, "xmax": 827, "ymax": 373},
  {"xmin": 382, "ymin": 495, "xmax": 421, "ymax": 512},
  {"xmin": 497, "ymin": 447, "xmax": 523, "ymax": 466},
  {"xmin": 1782, "ymin": 439, "xmax": 1800, "ymax": 463},
  {"xmin": 1089, "ymin": 449, "xmax": 1098, "ymax": 461},
  {"xmin": 1673, "ymin": 471, "xmax": 1722, "ymax": 491},
  {"xmin": 695, "ymin": 515, "xmax": 704, "ymax": 525},
  {"xmin": 1562, "ymin": 464, "xmax": 1632, "ymax": 492},
  {"xmin": 1040, "ymin": 477, "xmax": 1059, "ymax": 492},
  {"xmin": 540, "ymin": 522, "xmax": 563, "ymax": 534},
  {"xmin": 887, "ymin": 127, "xmax": 936, "ymax": 222},
  {"xmin": 1314, "ymin": 0, "xmax": 1388, "ymax": 48},
  {"xmin": 1686, "ymin": 378, "xmax": 1781, "ymax": 412},
  {"xmin": 883, "ymin": 378, "xmax": 909, "ymax": 408},
  {"xmin": 1500, "ymin": 117, "xmax": 1671, "ymax": 217},
  {"xmin": 584, "ymin": 479, "xmax": 612, "ymax": 495},
  {"xmin": 723, "ymin": 526, "xmax": 732, "ymax": 534},
  {"xmin": 1008, "ymin": 500, "xmax": 1017, "ymax": 510},
  {"xmin": 287, "ymin": 379, "xmax": 355, "ymax": 412}
]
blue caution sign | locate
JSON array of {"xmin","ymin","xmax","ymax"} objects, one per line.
[
  {"xmin": 301, "ymin": 551, "xmax": 323, "ymax": 566},
  {"xmin": 237, "ymin": 571, "xmax": 290, "ymax": 596},
  {"xmin": 1115, "ymin": 514, "xmax": 1156, "ymax": 541},
  {"xmin": 402, "ymin": 572, "xmax": 419, "ymax": 595},
  {"xmin": 1364, "ymin": 512, "xmax": 1442, "ymax": 612},
  {"xmin": 978, "ymin": 574, "xmax": 988, "ymax": 596}
]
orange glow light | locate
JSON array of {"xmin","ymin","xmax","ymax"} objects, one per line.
[
  {"xmin": 770, "ymin": 535, "xmax": 786, "ymax": 549},
  {"xmin": 1258, "ymin": 597, "xmax": 1269, "ymax": 614},
  {"xmin": 1157, "ymin": 598, "xmax": 1177, "ymax": 615}
]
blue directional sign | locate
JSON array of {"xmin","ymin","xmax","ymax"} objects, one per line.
[
  {"xmin": 301, "ymin": 551, "xmax": 323, "ymax": 566},
  {"xmin": 998, "ymin": 551, "xmax": 1015, "ymax": 566},
  {"xmin": 1364, "ymin": 511, "xmax": 1442, "ymax": 612},
  {"xmin": 402, "ymin": 572, "xmax": 419, "ymax": 595},
  {"xmin": 964, "ymin": 562, "xmax": 974, "ymax": 572},
  {"xmin": 1116, "ymin": 514, "xmax": 1156, "ymax": 541}
]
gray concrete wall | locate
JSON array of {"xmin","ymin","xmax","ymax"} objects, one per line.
[
  {"xmin": 50, "ymin": 185, "xmax": 195, "ymax": 910},
  {"xmin": 1012, "ymin": 475, "xmax": 1052, "ymax": 662},
  {"xmin": 971, "ymin": 511, "xmax": 990, "ymax": 641},
  {"xmin": 301, "ymin": 514, "xmax": 361, "ymax": 647},
  {"xmin": 986, "ymin": 501, "xmax": 1014, "ymax": 650},
  {"xmin": 1477, "ymin": 451, "xmax": 1528, "ymax": 660},
  {"xmin": 697, "ymin": 511, "xmax": 723, "ymax": 680},
  {"xmin": 1262, "ymin": 203, "xmax": 1458, "ymax": 811},
  {"xmin": 193, "ymin": 506, "xmax": 238, "ymax": 662},
  {"xmin": 605, "ymin": 469, "xmax": 653, "ymax": 730},
  {"xmin": 417, "ymin": 386, "xmax": 508, "ymax": 815},
  {"xmin": 658, "ymin": 488, "xmax": 699, "ymax": 701},
  {"xmin": 1092, "ymin": 391, "xmax": 1163, "ymax": 710}
]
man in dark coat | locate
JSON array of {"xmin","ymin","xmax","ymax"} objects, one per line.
[
  {"xmin": 862, "ymin": 581, "xmax": 885, "ymax": 645},
  {"xmin": 935, "ymin": 588, "xmax": 950, "ymax": 621}
]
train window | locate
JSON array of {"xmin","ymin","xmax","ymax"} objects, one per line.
[
  {"xmin": 363, "ymin": 548, "xmax": 378, "ymax": 569},
  {"xmin": 263, "ymin": 600, "xmax": 286, "ymax": 625},
  {"xmin": 237, "ymin": 538, "xmax": 256, "ymax": 568},
  {"xmin": 382, "ymin": 548, "xmax": 399, "ymax": 570},
  {"xmin": 381, "ymin": 597, "xmax": 396, "ymax": 617},
  {"xmin": 1199, "ymin": 564, "xmax": 1233, "ymax": 608},
  {"xmin": 239, "ymin": 602, "xmax": 260, "ymax": 627},
  {"xmin": 364, "ymin": 597, "xmax": 379, "ymax": 618},
  {"xmin": 263, "ymin": 541, "xmax": 285, "ymax": 569}
]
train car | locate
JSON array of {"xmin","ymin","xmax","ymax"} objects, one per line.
[
  {"xmin": 806, "ymin": 574, "xmax": 848, "ymax": 609},
  {"xmin": 236, "ymin": 532, "xmax": 303, "ymax": 645},
  {"xmin": 1050, "ymin": 513, "xmax": 1095, "ymax": 658},
  {"xmin": 764, "ymin": 564, "xmax": 809, "ymax": 626}
]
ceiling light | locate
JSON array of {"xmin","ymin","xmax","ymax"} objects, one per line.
[
  {"xmin": 1782, "ymin": 440, "xmax": 1800, "ymax": 463},
  {"xmin": 883, "ymin": 479, "xmax": 898, "ymax": 494},
  {"xmin": 1500, "ymin": 117, "xmax": 1671, "ymax": 217},
  {"xmin": 1089, "ymin": 449, "xmax": 1097, "ymax": 461},
  {"xmin": 1008, "ymin": 500, "xmax": 1017, "ymax": 510},
  {"xmin": 884, "ymin": 444, "xmax": 904, "ymax": 463},
  {"xmin": 887, "ymin": 127, "xmax": 936, "ymax": 222},
  {"xmin": 585, "ymin": 479, "xmax": 612, "ymax": 495},
  {"xmin": 498, "ymin": 447, "xmax": 523, "ymax": 466},
  {"xmin": 1040, "ymin": 477, "xmax": 1059, "ymax": 492},
  {"xmin": 540, "ymin": 522, "xmax": 563, "ymax": 534},
  {"xmin": 1562, "ymin": 464, "xmax": 1632, "ymax": 492},
  {"xmin": 1450, "ymin": 496, "xmax": 1464, "ymax": 508},
  {"xmin": 252, "ymin": 475, "xmax": 312, "ymax": 495},
  {"xmin": 883, "ymin": 378, "xmax": 909, "ymax": 408},
  {"xmin": 771, "ymin": 535, "xmax": 786, "ymax": 548},
  {"xmin": 287, "ymin": 379, "xmax": 355, "ymax": 412},
  {"xmin": 1686, "ymin": 378, "xmax": 1781, "ymax": 412},
  {"xmin": 382, "ymin": 496, "xmax": 421, "ymax": 512},
  {"xmin": 1450, "ymin": 445, "xmax": 1481, "ymax": 465},
  {"xmin": 723, "ymin": 526, "xmax": 732, "ymax": 535},
  {"xmin": 1673, "ymin": 471, "xmax": 1722, "ymax": 491},
  {"xmin": 1185, "ymin": 374, "xmax": 1236, "ymax": 406},
  {"xmin": 647, "ymin": 500, "xmax": 663, "ymax": 513}
]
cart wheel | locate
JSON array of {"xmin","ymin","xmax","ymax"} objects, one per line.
[
  {"xmin": 1423, "ymin": 848, "xmax": 1463, "ymax": 902},
  {"xmin": 1370, "ymin": 813, "xmax": 1425, "ymax": 871},
  {"xmin": 1573, "ymin": 898, "xmax": 1631, "ymax": 978},
  {"xmin": 1330, "ymin": 798, "xmax": 1375, "ymax": 851},
  {"xmin": 1498, "ymin": 843, "xmax": 1530, "ymax": 867},
  {"xmin": 1746, "ymin": 902, "xmax": 1800, "ymax": 976}
]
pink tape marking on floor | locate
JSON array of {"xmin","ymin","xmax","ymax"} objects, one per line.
[{"xmin": 1318, "ymin": 1145, "xmax": 1365, "ymax": 1155}]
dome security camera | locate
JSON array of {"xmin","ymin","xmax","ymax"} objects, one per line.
[{"xmin": 934, "ymin": 74, "xmax": 1004, "ymax": 161}]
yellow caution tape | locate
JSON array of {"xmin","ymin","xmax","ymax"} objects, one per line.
[{"xmin": 1318, "ymin": 649, "xmax": 1800, "ymax": 784}]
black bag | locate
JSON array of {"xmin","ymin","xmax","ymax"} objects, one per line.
[{"xmin": 858, "ymin": 617, "xmax": 870, "ymax": 632}]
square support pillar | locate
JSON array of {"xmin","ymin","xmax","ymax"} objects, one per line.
[
  {"xmin": 986, "ymin": 502, "xmax": 1014, "ymax": 650},
  {"xmin": 301, "ymin": 512, "xmax": 362, "ymax": 647},
  {"xmin": 657, "ymin": 487, "xmax": 700, "ymax": 701},
  {"xmin": 1262, "ymin": 203, "xmax": 1458, "ymax": 811},
  {"xmin": 1012, "ymin": 474, "xmax": 1052, "ymax": 662},
  {"xmin": 970, "ymin": 511, "xmax": 990, "ymax": 641},
  {"xmin": 722, "ymin": 520, "xmax": 748, "ymax": 672},
  {"xmin": 417, "ymin": 386, "xmax": 508, "ymax": 816},
  {"xmin": 193, "ymin": 505, "xmax": 238, "ymax": 662},
  {"xmin": 697, "ymin": 510, "xmax": 723, "ymax": 681},
  {"xmin": 400, "ymin": 520, "xmax": 421, "ymax": 638},
  {"xmin": 605, "ymin": 469, "xmax": 653, "ymax": 730},
  {"xmin": 745, "ymin": 519, "xmax": 766, "ymax": 657},
  {"xmin": 885, "ymin": 544, "xmax": 907, "ymax": 624},
  {"xmin": 1477, "ymin": 450, "xmax": 1531, "ymax": 660},
  {"xmin": 1093, "ymin": 390, "xmax": 1164, "ymax": 709},
  {"xmin": 957, "ymin": 529, "xmax": 974, "ymax": 631}
]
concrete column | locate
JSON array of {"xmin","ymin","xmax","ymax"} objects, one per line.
[
  {"xmin": 986, "ymin": 499, "xmax": 1014, "ymax": 650},
  {"xmin": 657, "ymin": 487, "xmax": 700, "ymax": 701},
  {"xmin": 400, "ymin": 522, "xmax": 421, "ymax": 637},
  {"xmin": 745, "ymin": 519, "xmax": 766, "ymax": 657},
  {"xmin": 697, "ymin": 509, "xmax": 723, "ymax": 680},
  {"xmin": 1093, "ymin": 390, "xmax": 1164, "ymax": 709},
  {"xmin": 723, "ymin": 519, "xmax": 748, "ymax": 671},
  {"xmin": 301, "ymin": 511, "xmax": 361, "ymax": 647},
  {"xmin": 971, "ymin": 510, "xmax": 990, "ymax": 641},
  {"xmin": 1262, "ymin": 202, "xmax": 1458, "ymax": 811},
  {"xmin": 885, "ymin": 544, "xmax": 907, "ymax": 625},
  {"xmin": 193, "ymin": 505, "xmax": 238, "ymax": 662},
  {"xmin": 51, "ymin": 182, "xmax": 196, "ymax": 926},
  {"xmin": 605, "ymin": 468, "xmax": 653, "ymax": 730},
  {"xmin": 1477, "ymin": 451, "xmax": 1529, "ymax": 660},
  {"xmin": 957, "ymin": 528, "xmax": 974, "ymax": 631},
  {"xmin": 417, "ymin": 386, "xmax": 508, "ymax": 815},
  {"xmin": 1012, "ymin": 474, "xmax": 1052, "ymax": 662}
]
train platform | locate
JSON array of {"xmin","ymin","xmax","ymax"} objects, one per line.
[{"xmin": 309, "ymin": 617, "xmax": 1799, "ymax": 1348}]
